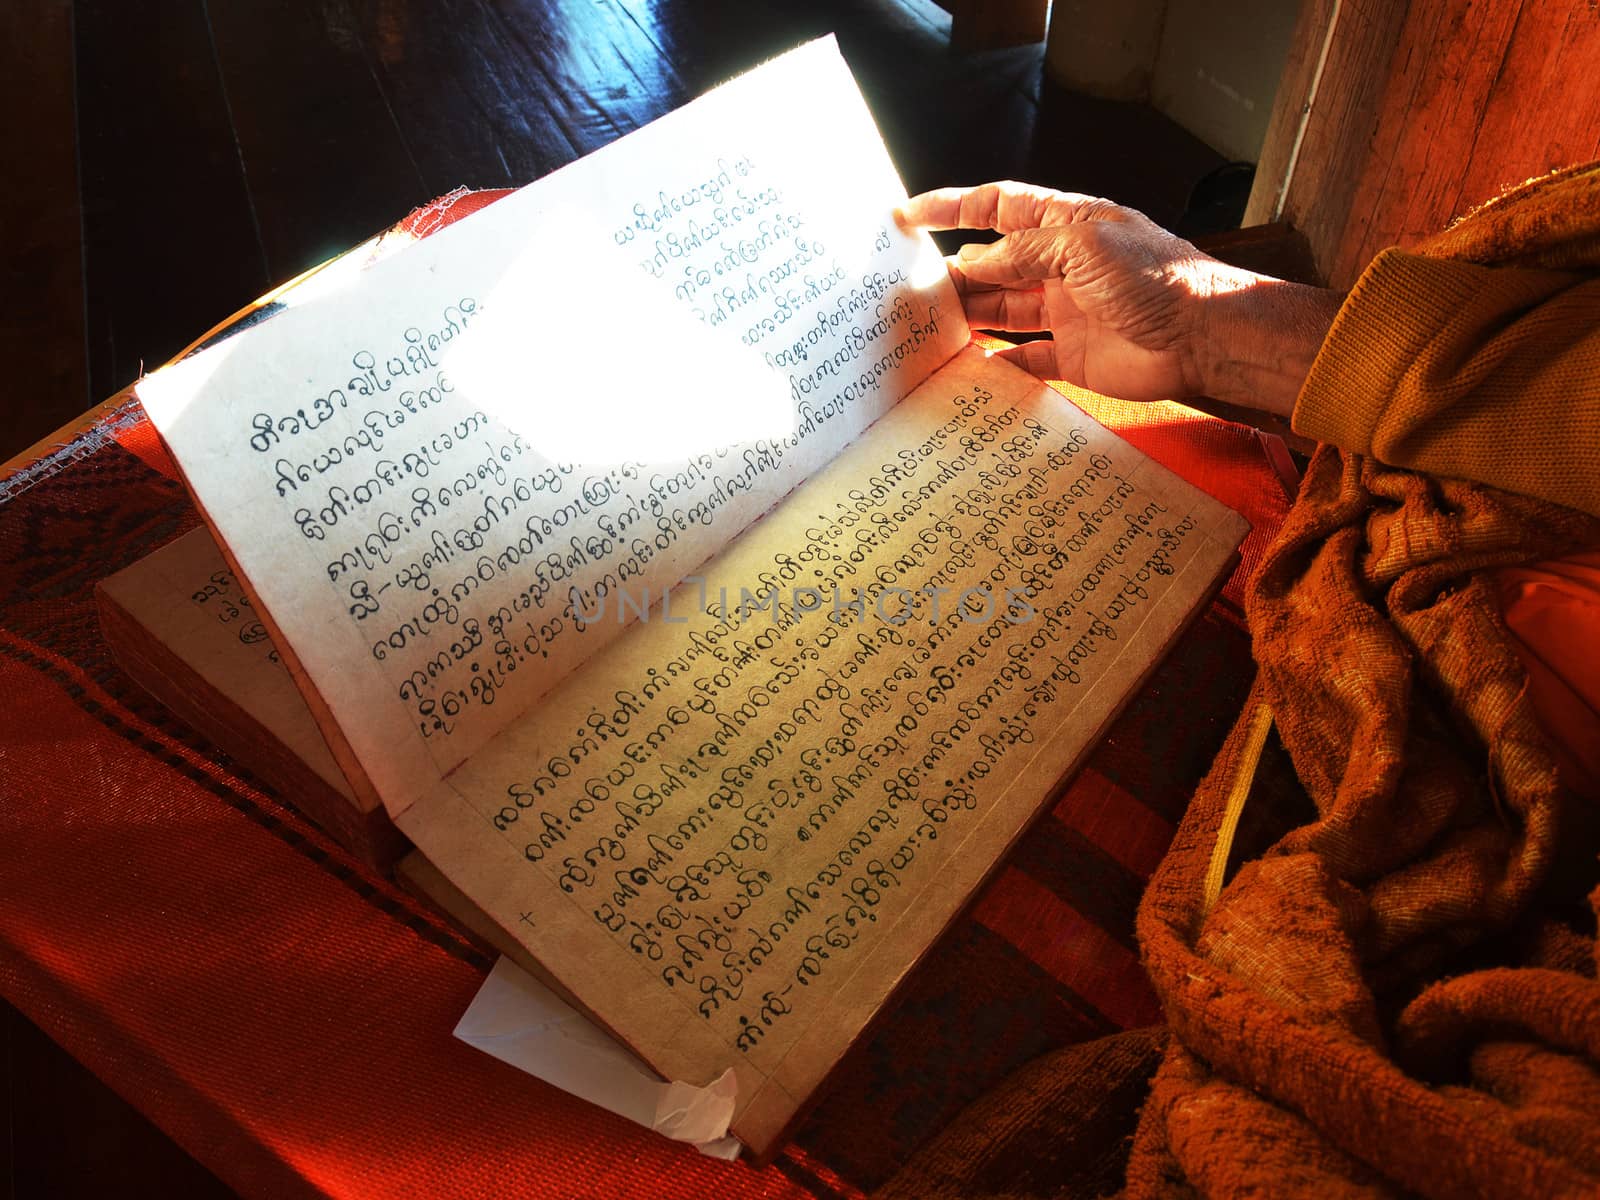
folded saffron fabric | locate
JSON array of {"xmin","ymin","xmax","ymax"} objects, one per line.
[{"xmin": 1500, "ymin": 548, "xmax": 1600, "ymax": 797}]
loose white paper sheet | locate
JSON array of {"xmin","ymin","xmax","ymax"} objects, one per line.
[{"xmin": 455, "ymin": 956, "xmax": 742, "ymax": 1160}]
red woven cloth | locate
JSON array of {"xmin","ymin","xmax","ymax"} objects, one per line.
[{"xmin": 0, "ymin": 193, "xmax": 1293, "ymax": 1198}]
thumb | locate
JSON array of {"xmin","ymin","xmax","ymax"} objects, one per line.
[{"xmin": 955, "ymin": 226, "xmax": 1083, "ymax": 286}]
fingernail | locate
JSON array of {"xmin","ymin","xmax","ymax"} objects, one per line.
[{"xmin": 957, "ymin": 242, "xmax": 987, "ymax": 261}]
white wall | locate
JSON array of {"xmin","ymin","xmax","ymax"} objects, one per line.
[
  {"xmin": 1046, "ymin": 0, "xmax": 1301, "ymax": 164},
  {"xmin": 1150, "ymin": 0, "xmax": 1301, "ymax": 163}
]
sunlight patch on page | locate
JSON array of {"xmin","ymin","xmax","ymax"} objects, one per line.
[
  {"xmin": 905, "ymin": 227, "xmax": 952, "ymax": 290},
  {"xmin": 134, "ymin": 335, "xmax": 239, "ymax": 433},
  {"xmin": 446, "ymin": 207, "xmax": 793, "ymax": 465}
]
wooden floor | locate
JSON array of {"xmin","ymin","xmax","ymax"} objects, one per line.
[{"xmin": 0, "ymin": 1, "xmax": 1231, "ymax": 1193}]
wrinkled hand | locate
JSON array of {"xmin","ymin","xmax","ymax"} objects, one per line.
[
  {"xmin": 897, "ymin": 181, "xmax": 1242, "ymax": 401},
  {"xmin": 897, "ymin": 181, "xmax": 1340, "ymax": 416}
]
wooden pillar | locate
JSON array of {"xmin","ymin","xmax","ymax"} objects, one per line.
[{"xmin": 1248, "ymin": 0, "xmax": 1600, "ymax": 288}]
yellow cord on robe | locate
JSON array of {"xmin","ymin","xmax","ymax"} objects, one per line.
[{"xmin": 1202, "ymin": 702, "xmax": 1274, "ymax": 915}]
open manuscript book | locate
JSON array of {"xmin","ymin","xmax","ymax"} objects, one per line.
[{"xmin": 134, "ymin": 38, "xmax": 1247, "ymax": 1157}]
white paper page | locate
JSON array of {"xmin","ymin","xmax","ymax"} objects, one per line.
[
  {"xmin": 455, "ymin": 957, "xmax": 741, "ymax": 1160},
  {"xmin": 137, "ymin": 38, "xmax": 968, "ymax": 815}
]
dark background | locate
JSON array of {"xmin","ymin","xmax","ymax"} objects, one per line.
[{"xmin": 2, "ymin": 0, "xmax": 1238, "ymax": 466}]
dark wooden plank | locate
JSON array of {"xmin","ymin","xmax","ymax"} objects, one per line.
[
  {"xmin": 0, "ymin": 0, "xmax": 87, "ymax": 461},
  {"xmin": 606, "ymin": 0, "xmax": 820, "ymax": 94},
  {"xmin": 484, "ymin": 0, "xmax": 686, "ymax": 158},
  {"xmin": 943, "ymin": 0, "xmax": 1048, "ymax": 51},
  {"xmin": 348, "ymin": 0, "xmax": 1059, "ymax": 204},
  {"xmin": 1194, "ymin": 221, "xmax": 1319, "ymax": 285},
  {"xmin": 74, "ymin": 0, "xmax": 269, "ymax": 404},
  {"xmin": 335, "ymin": 0, "xmax": 569, "ymax": 192},
  {"xmin": 203, "ymin": 0, "xmax": 427, "ymax": 280}
]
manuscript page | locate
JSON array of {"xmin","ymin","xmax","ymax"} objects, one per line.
[
  {"xmin": 135, "ymin": 38, "xmax": 966, "ymax": 814},
  {"xmin": 401, "ymin": 346, "xmax": 1249, "ymax": 1154}
]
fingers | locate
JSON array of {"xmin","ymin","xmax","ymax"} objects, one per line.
[
  {"xmin": 895, "ymin": 187, "xmax": 966, "ymax": 232},
  {"xmin": 897, "ymin": 181, "xmax": 1120, "ymax": 235},
  {"xmin": 897, "ymin": 184, "xmax": 1029, "ymax": 232},
  {"xmin": 961, "ymin": 286, "xmax": 1048, "ymax": 333}
]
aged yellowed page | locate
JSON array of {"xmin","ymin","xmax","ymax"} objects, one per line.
[
  {"xmin": 401, "ymin": 346, "xmax": 1249, "ymax": 1155},
  {"xmin": 135, "ymin": 38, "xmax": 967, "ymax": 815}
]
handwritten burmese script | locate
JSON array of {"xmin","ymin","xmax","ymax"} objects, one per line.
[
  {"xmin": 611, "ymin": 152, "xmax": 945, "ymax": 420},
  {"xmin": 445, "ymin": 350, "xmax": 1222, "ymax": 1072},
  {"xmin": 137, "ymin": 38, "xmax": 966, "ymax": 813},
  {"xmin": 233, "ymin": 148, "xmax": 952, "ymax": 772},
  {"xmin": 188, "ymin": 562, "xmax": 279, "ymax": 666}
]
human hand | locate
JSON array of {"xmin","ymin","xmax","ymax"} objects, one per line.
[{"xmin": 897, "ymin": 181, "xmax": 1341, "ymax": 417}]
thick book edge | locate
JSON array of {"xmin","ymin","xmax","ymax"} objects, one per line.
[{"xmin": 96, "ymin": 531, "xmax": 410, "ymax": 871}]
